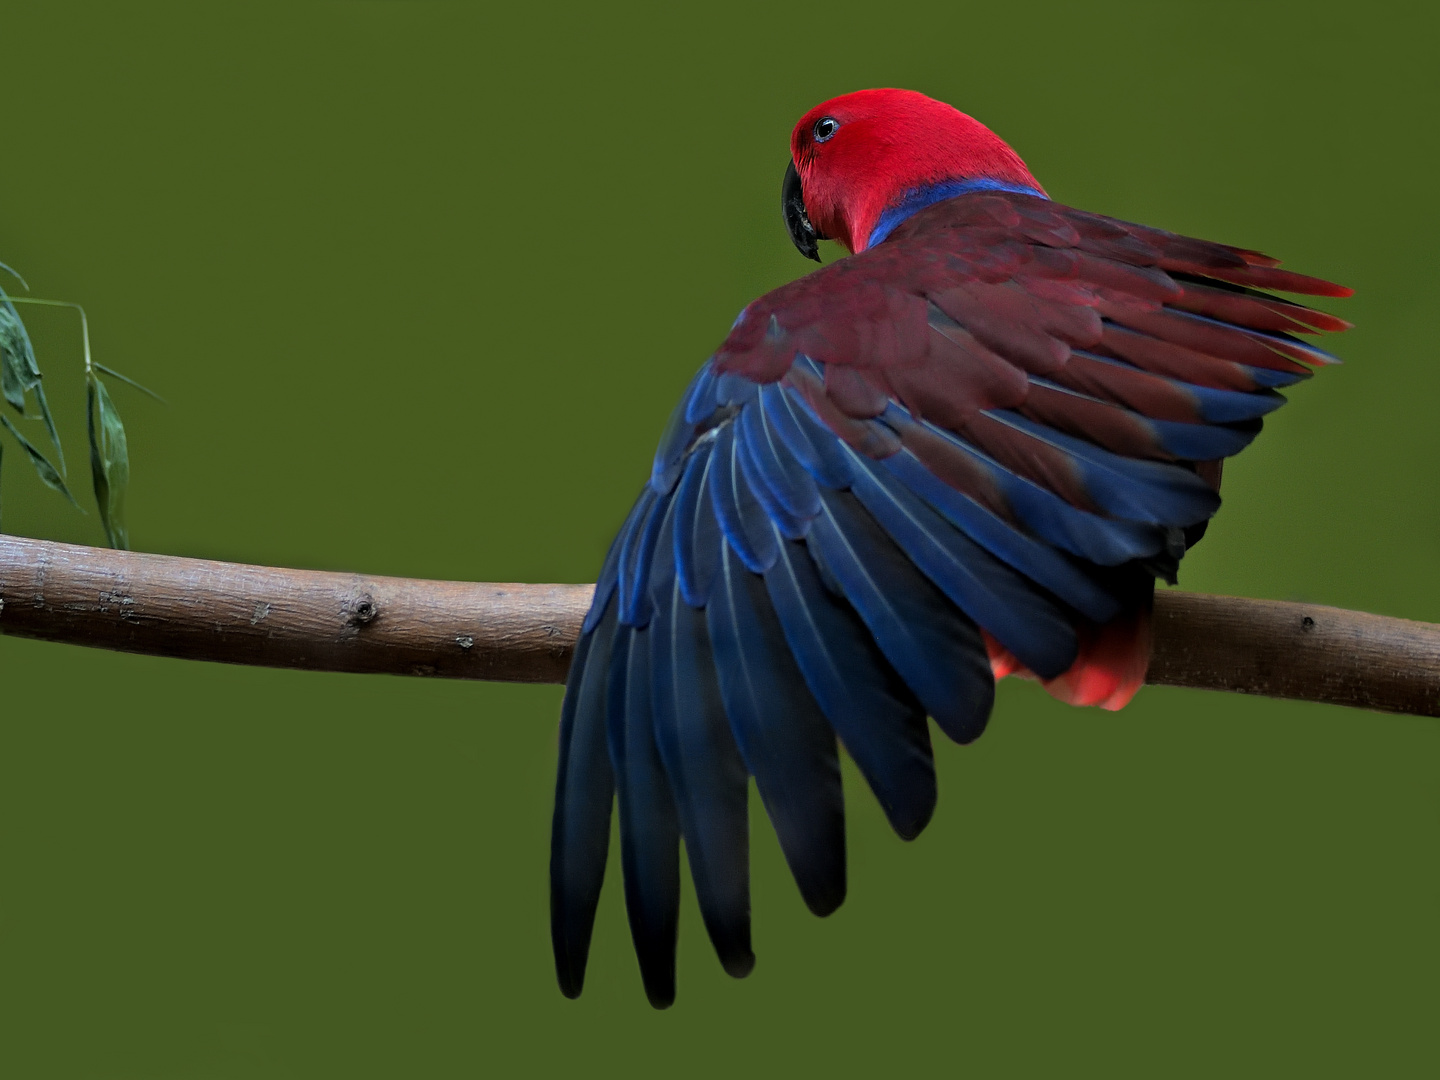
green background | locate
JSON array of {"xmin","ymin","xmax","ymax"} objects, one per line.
[{"xmin": 2, "ymin": 2, "xmax": 1436, "ymax": 1076}]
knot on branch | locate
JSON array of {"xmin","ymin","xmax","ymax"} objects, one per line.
[{"xmin": 346, "ymin": 593, "xmax": 379, "ymax": 627}]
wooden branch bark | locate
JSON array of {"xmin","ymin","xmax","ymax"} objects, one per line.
[{"xmin": 2, "ymin": 533, "xmax": 1438, "ymax": 716}]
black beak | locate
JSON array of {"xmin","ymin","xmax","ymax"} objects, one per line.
[{"xmin": 782, "ymin": 160, "xmax": 822, "ymax": 262}]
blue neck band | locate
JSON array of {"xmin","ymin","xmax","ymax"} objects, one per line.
[{"xmin": 866, "ymin": 178, "xmax": 1047, "ymax": 248}]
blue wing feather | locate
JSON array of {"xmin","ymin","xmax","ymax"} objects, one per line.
[
  {"xmin": 652, "ymin": 363, "xmax": 723, "ymax": 494},
  {"xmin": 645, "ymin": 488, "xmax": 679, "ymax": 614},
  {"xmin": 762, "ymin": 380, "xmax": 855, "ymax": 489},
  {"xmin": 764, "ymin": 530, "xmax": 937, "ymax": 839},
  {"xmin": 1190, "ymin": 385, "xmax": 1285, "ymax": 424},
  {"xmin": 673, "ymin": 440, "xmax": 723, "ymax": 607},
  {"xmin": 581, "ymin": 499, "xmax": 637, "ymax": 635},
  {"xmin": 844, "ymin": 450, "xmax": 1078, "ymax": 678},
  {"xmin": 651, "ymin": 402, "xmax": 695, "ymax": 495},
  {"xmin": 807, "ymin": 487, "xmax": 996, "ymax": 744},
  {"xmin": 714, "ymin": 370, "xmax": 760, "ymax": 407},
  {"xmin": 606, "ymin": 625, "xmax": 681, "ymax": 1009},
  {"xmin": 709, "ymin": 542, "xmax": 846, "ymax": 916},
  {"xmin": 1238, "ymin": 363, "xmax": 1310, "ymax": 389},
  {"xmin": 708, "ymin": 423, "xmax": 779, "ymax": 573},
  {"xmin": 878, "ymin": 448, "xmax": 1119, "ymax": 623},
  {"xmin": 982, "ymin": 409, "xmax": 1221, "ymax": 526},
  {"xmin": 650, "ymin": 582, "xmax": 755, "ymax": 978},
  {"xmin": 1024, "ymin": 374, "xmax": 1263, "ymax": 461},
  {"xmin": 618, "ymin": 488, "xmax": 665, "ymax": 627},
  {"xmin": 873, "ymin": 402, "xmax": 1168, "ymax": 566},
  {"xmin": 738, "ymin": 399, "xmax": 823, "ymax": 520},
  {"xmin": 550, "ymin": 599, "xmax": 618, "ymax": 999},
  {"xmin": 735, "ymin": 413, "xmax": 813, "ymax": 540},
  {"xmin": 1070, "ymin": 350, "xmax": 1286, "ymax": 423},
  {"xmin": 684, "ymin": 361, "xmax": 721, "ymax": 424},
  {"xmin": 1149, "ymin": 415, "xmax": 1260, "ymax": 460}
]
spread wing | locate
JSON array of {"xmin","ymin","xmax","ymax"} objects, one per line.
[{"xmin": 551, "ymin": 191, "xmax": 1350, "ymax": 1007}]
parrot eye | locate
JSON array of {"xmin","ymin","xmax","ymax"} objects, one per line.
[{"xmin": 812, "ymin": 116, "xmax": 839, "ymax": 143}]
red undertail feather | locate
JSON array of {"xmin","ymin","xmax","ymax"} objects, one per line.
[{"xmin": 983, "ymin": 607, "xmax": 1153, "ymax": 712}]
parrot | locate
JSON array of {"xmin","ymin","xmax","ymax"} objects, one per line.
[{"xmin": 550, "ymin": 88, "xmax": 1351, "ymax": 1009}]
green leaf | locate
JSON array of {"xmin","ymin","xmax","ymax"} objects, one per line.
[
  {"xmin": 87, "ymin": 374, "xmax": 129, "ymax": 549},
  {"xmin": 0, "ymin": 412, "xmax": 81, "ymax": 508},
  {"xmin": 0, "ymin": 290, "xmax": 44, "ymax": 421},
  {"xmin": 32, "ymin": 381, "xmax": 65, "ymax": 475},
  {"xmin": 0, "ymin": 305, "xmax": 34, "ymax": 412},
  {"xmin": 0, "ymin": 291, "xmax": 73, "ymax": 466},
  {"xmin": 0, "ymin": 262, "xmax": 30, "ymax": 290},
  {"xmin": 93, "ymin": 362, "xmax": 165, "ymax": 403}
]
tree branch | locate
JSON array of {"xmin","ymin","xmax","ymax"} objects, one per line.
[{"xmin": 2, "ymin": 533, "xmax": 1437, "ymax": 716}]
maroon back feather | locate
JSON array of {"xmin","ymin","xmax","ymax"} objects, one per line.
[{"xmin": 715, "ymin": 191, "xmax": 1349, "ymax": 482}]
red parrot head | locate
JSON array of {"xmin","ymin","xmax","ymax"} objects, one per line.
[{"xmin": 783, "ymin": 88, "xmax": 1046, "ymax": 259}]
